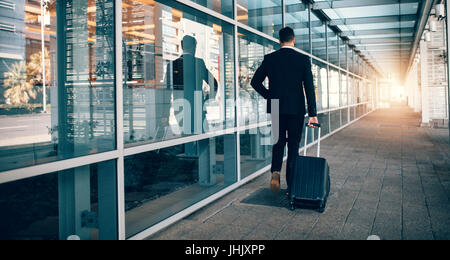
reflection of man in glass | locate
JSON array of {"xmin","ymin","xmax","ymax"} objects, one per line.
[
  {"xmin": 166, "ymin": 35, "xmax": 219, "ymax": 187},
  {"xmin": 168, "ymin": 35, "xmax": 218, "ymax": 135}
]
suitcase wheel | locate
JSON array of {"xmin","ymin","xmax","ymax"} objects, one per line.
[
  {"xmin": 317, "ymin": 200, "xmax": 326, "ymax": 213},
  {"xmin": 289, "ymin": 199, "xmax": 295, "ymax": 211}
]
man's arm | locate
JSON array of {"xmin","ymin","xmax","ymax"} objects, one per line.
[
  {"xmin": 303, "ymin": 58, "xmax": 317, "ymax": 118},
  {"xmin": 198, "ymin": 59, "xmax": 219, "ymax": 100},
  {"xmin": 207, "ymin": 69, "xmax": 219, "ymax": 94},
  {"xmin": 250, "ymin": 58, "xmax": 270, "ymax": 99},
  {"xmin": 303, "ymin": 57, "xmax": 320, "ymax": 127}
]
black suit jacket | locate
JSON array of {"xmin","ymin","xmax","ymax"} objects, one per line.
[{"xmin": 250, "ymin": 47, "xmax": 317, "ymax": 117}]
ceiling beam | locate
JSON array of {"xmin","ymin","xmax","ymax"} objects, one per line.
[
  {"xmin": 353, "ymin": 42, "xmax": 413, "ymax": 48},
  {"xmin": 406, "ymin": 0, "xmax": 435, "ymax": 81},
  {"xmin": 359, "ymin": 45, "xmax": 412, "ymax": 51},
  {"xmin": 350, "ymin": 37, "xmax": 414, "ymax": 45},
  {"xmin": 247, "ymin": 3, "xmax": 306, "ymax": 17},
  {"xmin": 330, "ymin": 14, "xmax": 417, "ymax": 26},
  {"xmin": 313, "ymin": 0, "xmax": 420, "ymax": 10},
  {"xmin": 341, "ymin": 28, "xmax": 415, "ymax": 37}
]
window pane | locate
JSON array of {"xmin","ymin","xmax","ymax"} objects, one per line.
[
  {"xmin": 311, "ymin": 12, "xmax": 326, "ymax": 60},
  {"xmin": 239, "ymin": 125, "xmax": 272, "ymax": 180},
  {"xmin": 356, "ymin": 79, "xmax": 361, "ymax": 103},
  {"xmin": 350, "ymin": 104, "xmax": 356, "ymax": 121},
  {"xmin": 236, "ymin": 0, "xmax": 282, "ymax": 39},
  {"xmin": 349, "ymin": 75, "xmax": 355, "ymax": 105},
  {"xmin": 0, "ymin": 160, "xmax": 117, "ymax": 240},
  {"xmin": 0, "ymin": 0, "xmax": 116, "ymax": 172},
  {"xmin": 285, "ymin": 0, "xmax": 309, "ymax": 53},
  {"xmin": 124, "ymin": 134, "xmax": 237, "ymax": 238},
  {"xmin": 318, "ymin": 112, "xmax": 329, "ymax": 137},
  {"xmin": 312, "ymin": 60, "xmax": 328, "ymax": 111},
  {"xmin": 341, "ymin": 72, "xmax": 347, "ymax": 106},
  {"xmin": 348, "ymin": 48, "xmax": 354, "ymax": 73},
  {"xmin": 341, "ymin": 107, "xmax": 348, "ymax": 126},
  {"xmin": 329, "ymin": 68, "xmax": 340, "ymax": 108},
  {"xmin": 189, "ymin": 0, "xmax": 234, "ymax": 18},
  {"xmin": 328, "ymin": 31, "xmax": 338, "ymax": 66},
  {"xmin": 367, "ymin": 81, "xmax": 374, "ymax": 111},
  {"xmin": 122, "ymin": 0, "xmax": 235, "ymax": 146},
  {"xmin": 238, "ymin": 29, "xmax": 277, "ymax": 125},
  {"xmin": 339, "ymin": 38, "xmax": 346, "ymax": 69},
  {"xmin": 330, "ymin": 109, "xmax": 340, "ymax": 132}
]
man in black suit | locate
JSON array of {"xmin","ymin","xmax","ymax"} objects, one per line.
[{"xmin": 251, "ymin": 27, "xmax": 319, "ymax": 194}]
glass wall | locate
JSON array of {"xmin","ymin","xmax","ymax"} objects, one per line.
[
  {"xmin": 341, "ymin": 72, "xmax": 348, "ymax": 107},
  {"xmin": 124, "ymin": 134, "xmax": 237, "ymax": 238},
  {"xmin": 236, "ymin": 0, "xmax": 282, "ymax": 39},
  {"xmin": 339, "ymin": 38, "xmax": 346, "ymax": 69},
  {"xmin": 311, "ymin": 12, "xmax": 326, "ymax": 60},
  {"xmin": 239, "ymin": 125, "xmax": 272, "ymax": 179},
  {"xmin": 349, "ymin": 75, "xmax": 355, "ymax": 105},
  {"xmin": 0, "ymin": 0, "xmax": 376, "ymax": 240},
  {"xmin": 328, "ymin": 30, "xmax": 338, "ymax": 66},
  {"xmin": 0, "ymin": 0, "xmax": 116, "ymax": 172},
  {"xmin": 122, "ymin": 0, "xmax": 235, "ymax": 146},
  {"xmin": 189, "ymin": 0, "xmax": 234, "ymax": 18},
  {"xmin": 348, "ymin": 47, "xmax": 354, "ymax": 73},
  {"xmin": 285, "ymin": 0, "xmax": 309, "ymax": 53},
  {"xmin": 329, "ymin": 68, "xmax": 340, "ymax": 108},
  {"xmin": 0, "ymin": 159, "xmax": 117, "ymax": 240},
  {"xmin": 238, "ymin": 28, "xmax": 277, "ymax": 125},
  {"xmin": 312, "ymin": 60, "xmax": 328, "ymax": 112}
]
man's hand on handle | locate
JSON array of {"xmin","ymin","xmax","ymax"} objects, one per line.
[{"xmin": 308, "ymin": 117, "xmax": 319, "ymax": 128}]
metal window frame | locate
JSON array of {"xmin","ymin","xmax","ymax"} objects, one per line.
[
  {"xmin": 0, "ymin": 1, "xmax": 14, "ymax": 10},
  {"xmin": 0, "ymin": 22, "xmax": 15, "ymax": 32},
  {"xmin": 0, "ymin": 0, "xmax": 378, "ymax": 240}
]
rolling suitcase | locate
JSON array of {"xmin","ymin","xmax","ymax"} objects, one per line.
[{"xmin": 289, "ymin": 123, "xmax": 330, "ymax": 213}]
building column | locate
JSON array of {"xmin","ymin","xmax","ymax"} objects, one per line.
[
  {"xmin": 420, "ymin": 40, "xmax": 430, "ymax": 126},
  {"xmin": 445, "ymin": 0, "xmax": 450, "ymax": 136}
]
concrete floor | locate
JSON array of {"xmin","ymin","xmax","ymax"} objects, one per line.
[{"xmin": 146, "ymin": 104, "xmax": 450, "ymax": 240}]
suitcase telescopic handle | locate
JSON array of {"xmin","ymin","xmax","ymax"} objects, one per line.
[{"xmin": 304, "ymin": 123, "xmax": 321, "ymax": 157}]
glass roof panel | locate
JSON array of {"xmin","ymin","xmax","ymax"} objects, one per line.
[{"xmin": 312, "ymin": 0, "xmax": 421, "ymax": 77}]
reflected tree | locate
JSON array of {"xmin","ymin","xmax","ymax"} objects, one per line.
[{"xmin": 3, "ymin": 62, "xmax": 36, "ymax": 105}]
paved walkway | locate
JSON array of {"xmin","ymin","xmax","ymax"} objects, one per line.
[{"xmin": 146, "ymin": 105, "xmax": 450, "ymax": 240}]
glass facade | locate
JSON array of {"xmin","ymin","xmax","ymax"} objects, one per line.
[
  {"xmin": 122, "ymin": 0, "xmax": 235, "ymax": 146},
  {"xmin": 0, "ymin": 0, "xmax": 375, "ymax": 240},
  {"xmin": 329, "ymin": 68, "xmax": 340, "ymax": 108},
  {"xmin": 236, "ymin": 0, "xmax": 282, "ymax": 39},
  {"xmin": 0, "ymin": 0, "xmax": 116, "ymax": 172},
  {"xmin": 238, "ymin": 28, "xmax": 277, "ymax": 125},
  {"xmin": 285, "ymin": 0, "xmax": 309, "ymax": 53},
  {"xmin": 0, "ymin": 159, "xmax": 117, "ymax": 240},
  {"xmin": 312, "ymin": 59, "xmax": 328, "ymax": 112},
  {"xmin": 239, "ymin": 125, "xmax": 272, "ymax": 180},
  {"xmin": 124, "ymin": 134, "xmax": 237, "ymax": 237},
  {"xmin": 328, "ymin": 30, "xmax": 338, "ymax": 66},
  {"xmin": 311, "ymin": 12, "xmax": 326, "ymax": 60}
]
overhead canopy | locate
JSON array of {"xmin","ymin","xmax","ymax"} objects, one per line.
[{"xmin": 312, "ymin": 0, "xmax": 425, "ymax": 80}]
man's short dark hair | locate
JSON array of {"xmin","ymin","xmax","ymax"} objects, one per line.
[{"xmin": 279, "ymin": 27, "xmax": 295, "ymax": 43}]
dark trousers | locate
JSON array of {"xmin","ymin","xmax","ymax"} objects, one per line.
[{"xmin": 271, "ymin": 114, "xmax": 304, "ymax": 189}]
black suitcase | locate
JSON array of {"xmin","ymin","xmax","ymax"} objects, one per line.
[{"xmin": 289, "ymin": 123, "xmax": 330, "ymax": 213}]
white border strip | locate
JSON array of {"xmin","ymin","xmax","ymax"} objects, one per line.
[
  {"xmin": 123, "ymin": 127, "xmax": 237, "ymax": 157},
  {"xmin": 0, "ymin": 150, "xmax": 120, "ymax": 184},
  {"xmin": 114, "ymin": 0, "xmax": 126, "ymax": 240}
]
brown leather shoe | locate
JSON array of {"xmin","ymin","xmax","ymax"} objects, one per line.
[{"xmin": 270, "ymin": 172, "xmax": 281, "ymax": 194}]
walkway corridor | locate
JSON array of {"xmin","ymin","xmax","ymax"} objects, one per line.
[{"xmin": 147, "ymin": 105, "xmax": 450, "ymax": 240}]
